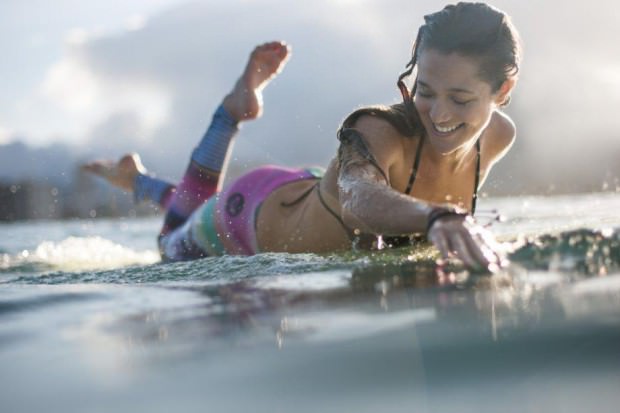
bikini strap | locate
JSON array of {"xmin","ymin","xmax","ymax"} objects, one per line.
[
  {"xmin": 315, "ymin": 182, "xmax": 356, "ymax": 241},
  {"xmin": 280, "ymin": 180, "xmax": 319, "ymax": 207},
  {"xmin": 405, "ymin": 135, "xmax": 481, "ymax": 214},
  {"xmin": 405, "ymin": 135, "xmax": 424, "ymax": 195},
  {"xmin": 471, "ymin": 139, "xmax": 481, "ymax": 215}
]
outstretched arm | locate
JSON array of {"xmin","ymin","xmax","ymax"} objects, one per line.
[
  {"xmin": 337, "ymin": 148, "xmax": 432, "ymax": 235},
  {"xmin": 336, "ymin": 117, "xmax": 505, "ymax": 271}
]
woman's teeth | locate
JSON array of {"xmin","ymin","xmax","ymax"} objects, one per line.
[{"xmin": 433, "ymin": 123, "xmax": 462, "ymax": 133}]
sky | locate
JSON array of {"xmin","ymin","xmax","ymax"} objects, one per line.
[
  {"xmin": 2, "ymin": 0, "xmax": 620, "ymax": 195},
  {"xmin": 0, "ymin": 0, "xmax": 187, "ymax": 145}
]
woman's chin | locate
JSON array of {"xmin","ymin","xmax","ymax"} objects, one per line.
[
  {"xmin": 426, "ymin": 133, "xmax": 464, "ymax": 155},
  {"xmin": 424, "ymin": 126, "xmax": 481, "ymax": 156}
]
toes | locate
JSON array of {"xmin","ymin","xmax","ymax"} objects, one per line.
[
  {"xmin": 255, "ymin": 42, "xmax": 278, "ymax": 53},
  {"xmin": 265, "ymin": 40, "xmax": 285, "ymax": 49},
  {"xmin": 277, "ymin": 44, "xmax": 291, "ymax": 58},
  {"xmin": 118, "ymin": 155, "xmax": 134, "ymax": 169},
  {"xmin": 81, "ymin": 161, "xmax": 113, "ymax": 178},
  {"xmin": 80, "ymin": 163, "xmax": 96, "ymax": 174},
  {"xmin": 118, "ymin": 153, "xmax": 145, "ymax": 173},
  {"xmin": 255, "ymin": 41, "xmax": 289, "ymax": 55}
]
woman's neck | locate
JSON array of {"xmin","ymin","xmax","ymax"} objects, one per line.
[{"xmin": 424, "ymin": 133, "xmax": 480, "ymax": 173}]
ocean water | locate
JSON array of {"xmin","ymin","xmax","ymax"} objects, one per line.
[{"xmin": 2, "ymin": 193, "xmax": 620, "ymax": 413}]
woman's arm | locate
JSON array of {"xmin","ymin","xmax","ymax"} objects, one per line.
[
  {"xmin": 338, "ymin": 158, "xmax": 434, "ymax": 235},
  {"xmin": 337, "ymin": 116, "xmax": 505, "ymax": 270}
]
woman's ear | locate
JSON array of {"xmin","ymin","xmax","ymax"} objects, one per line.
[{"xmin": 495, "ymin": 78, "xmax": 517, "ymax": 107}]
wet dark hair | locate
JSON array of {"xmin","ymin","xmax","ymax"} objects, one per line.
[
  {"xmin": 338, "ymin": 2, "xmax": 521, "ymax": 139},
  {"xmin": 397, "ymin": 2, "xmax": 522, "ymax": 106}
]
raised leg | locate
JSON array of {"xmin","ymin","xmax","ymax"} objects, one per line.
[
  {"xmin": 83, "ymin": 42, "xmax": 291, "ymax": 260},
  {"xmin": 158, "ymin": 41, "xmax": 291, "ymax": 258}
]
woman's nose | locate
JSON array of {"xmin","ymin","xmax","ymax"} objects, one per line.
[{"xmin": 429, "ymin": 101, "xmax": 451, "ymax": 124}]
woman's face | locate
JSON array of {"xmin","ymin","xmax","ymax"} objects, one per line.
[{"xmin": 414, "ymin": 49, "xmax": 504, "ymax": 156}]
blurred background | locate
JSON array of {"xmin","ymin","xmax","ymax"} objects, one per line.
[{"xmin": 1, "ymin": 0, "xmax": 619, "ymax": 220}]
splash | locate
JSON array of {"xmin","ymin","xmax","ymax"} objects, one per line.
[
  {"xmin": 510, "ymin": 228, "xmax": 620, "ymax": 275},
  {"xmin": 1, "ymin": 236, "xmax": 159, "ymax": 275}
]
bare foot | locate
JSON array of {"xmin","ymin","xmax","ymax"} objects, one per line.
[
  {"xmin": 223, "ymin": 41, "xmax": 291, "ymax": 121},
  {"xmin": 81, "ymin": 153, "xmax": 147, "ymax": 192}
]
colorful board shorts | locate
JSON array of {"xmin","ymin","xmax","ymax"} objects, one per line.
[{"xmin": 159, "ymin": 165, "xmax": 324, "ymax": 260}]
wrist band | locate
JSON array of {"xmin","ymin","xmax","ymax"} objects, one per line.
[{"xmin": 426, "ymin": 207, "xmax": 469, "ymax": 234}]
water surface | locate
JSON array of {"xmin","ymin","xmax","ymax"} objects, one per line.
[{"xmin": 2, "ymin": 193, "xmax": 620, "ymax": 413}]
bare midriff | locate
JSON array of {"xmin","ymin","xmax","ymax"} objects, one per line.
[{"xmin": 255, "ymin": 168, "xmax": 351, "ymax": 254}]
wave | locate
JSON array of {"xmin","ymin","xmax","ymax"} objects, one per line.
[
  {"xmin": 4, "ymin": 227, "xmax": 620, "ymax": 285},
  {"xmin": 7, "ymin": 252, "xmax": 362, "ymax": 285},
  {"xmin": 0, "ymin": 236, "xmax": 160, "ymax": 278}
]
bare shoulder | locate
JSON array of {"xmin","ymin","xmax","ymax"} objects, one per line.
[
  {"xmin": 484, "ymin": 110, "xmax": 516, "ymax": 163},
  {"xmin": 352, "ymin": 113, "xmax": 402, "ymax": 140},
  {"xmin": 349, "ymin": 113, "xmax": 405, "ymax": 163},
  {"xmin": 355, "ymin": 114, "xmax": 398, "ymax": 134}
]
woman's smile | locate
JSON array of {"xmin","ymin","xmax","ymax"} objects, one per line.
[
  {"xmin": 414, "ymin": 50, "xmax": 500, "ymax": 155},
  {"xmin": 431, "ymin": 122, "xmax": 465, "ymax": 135}
]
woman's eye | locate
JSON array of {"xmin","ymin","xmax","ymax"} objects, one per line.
[
  {"xmin": 416, "ymin": 92, "xmax": 433, "ymax": 98},
  {"xmin": 452, "ymin": 98, "xmax": 471, "ymax": 106}
]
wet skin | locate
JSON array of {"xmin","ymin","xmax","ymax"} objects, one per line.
[
  {"xmin": 256, "ymin": 50, "xmax": 516, "ymax": 270},
  {"xmin": 83, "ymin": 43, "xmax": 516, "ymax": 270}
]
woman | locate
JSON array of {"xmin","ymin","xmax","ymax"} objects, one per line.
[{"xmin": 84, "ymin": 2, "xmax": 521, "ymax": 271}]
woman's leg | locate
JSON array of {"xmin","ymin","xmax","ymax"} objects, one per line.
[
  {"xmin": 134, "ymin": 173, "xmax": 176, "ymax": 209},
  {"xmin": 82, "ymin": 153, "xmax": 174, "ymax": 207},
  {"xmin": 83, "ymin": 42, "xmax": 291, "ymax": 260},
  {"xmin": 157, "ymin": 41, "xmax": 291, "ymax": 260},
  {"xmin": 158, "ymin": 105, "xmax": 239, "ymax": 238},
  {"xmin": 83, "ymin": 153, "xmax": 176, "ymax": 208},
  {"xmin": 159, "ymin": 41, "xmax": 290, "ymax": 233},
  {"xmin": 82, "ymin": 104, "xmax": 238, "ymax": 224}
]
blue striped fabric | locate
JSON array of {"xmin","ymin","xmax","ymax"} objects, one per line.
[
  {"xmin": 191, "ymin": 105, "xmax": 239, "ymax": 172},
  {"xmin": 133, "ymin": 174, "xmax": 174, "ymax": 206}
]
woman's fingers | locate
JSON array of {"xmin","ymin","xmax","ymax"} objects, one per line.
[
  {"xmin": 465, "ymin": 232, "xmax": 504, "ymax": 271},
  {"xmin": 470, "ymin": 226, "xmax": 507, "ymax": 266},
  {"xmin": 428, "ymin": 217, "xmax": 505, "ymax": 272},
  {"xmin": 451, "ymin": 232, "xmax": 484, "ymax": 270},
  {"xmin": 428, "ymin": 229, "xmax": 452, "ymax": 260}
]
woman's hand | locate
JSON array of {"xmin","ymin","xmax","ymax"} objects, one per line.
[{"xmin": 427, "ymin": 212, "xmax": 507, "ymax": 272}]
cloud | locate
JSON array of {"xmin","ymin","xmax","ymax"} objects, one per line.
[
  {"xmin": 4, "ymin": 0, "xmax": 620, "ymax": 194},
  {"xmin": 0, "ymin": 0, "xmax": 185, "ymax": 146},
  {"xmin": 37, "ymin": 44, "xmax": 171, "ymax": 143},
  {"xmin": 65, "ymin": 15, "xmax": 148, "ymax": 46},
  {"xmin": 125, "ymin": 14, "xmax": 147, "ymax": 32},
  {"xmin": 66, "ymin": 28, "xmax": 95, "ymax": 46},
  {"xmin": 0, "ymin": 126, "xmax": 12, "ymax": 144},
  {"xmin": 42, "ymin": 55, "xmax": 101, "ymax": 112},
  {"xmin": 56, "ymin": 0, "xmax": 419, "ymax": 179}
]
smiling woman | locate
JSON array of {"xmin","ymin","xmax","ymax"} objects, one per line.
[
  {"xmin": 415, "ymin": 51, "xmax": 511, "ymax": 156},
  {"xmin": 84, "ymin": 2, "xmax": 522, "ymax": 272}
]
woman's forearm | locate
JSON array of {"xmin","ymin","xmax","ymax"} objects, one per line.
[{"xmin": 339, "ymin": 179, "xmax": 435, "ymax": 236}]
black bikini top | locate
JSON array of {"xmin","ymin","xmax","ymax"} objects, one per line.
[
  {"xmin": 336, "ymin": 128, "xmax": 481, "ymax": 214},
  {"xmin": 337, "ymin": 128, "xmax": 483, "ymax": 248},
  {"xmin": 404, "ymin": 134, "xmax": 481, "ymax": 214},
  {"xmin": 284, "ymin": 129, "xmax": 483, "ymax": 249}
]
